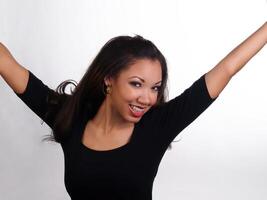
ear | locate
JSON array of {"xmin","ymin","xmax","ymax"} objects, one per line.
[{"xmin": 104, "ymin": 76, "xmax": 112, "ymax": 86}]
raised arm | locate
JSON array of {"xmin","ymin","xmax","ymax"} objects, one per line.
[
  {"xmin": 0, "ymin": 43, "xmax": 29, "ymax": 94},
  {"xmin": 0, "ymin": 43, "xmax": 65, "ymax": 129},
  {"xmin": 205, "ymin": 22, "xmax": 267, "ymax": 99}
]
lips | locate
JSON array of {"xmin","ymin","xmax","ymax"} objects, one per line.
[
  {"xmin": 129, "ymin": 104, "xmax": 145, "ymax": 117},
  {"xmin": 129, "ymin": 104, "xmax": 145, "ymax": 111}
]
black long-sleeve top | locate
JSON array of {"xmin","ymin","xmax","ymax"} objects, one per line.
[{"xmin": 14, "ymin": 70, "xmax": 217, "ymax": 200}]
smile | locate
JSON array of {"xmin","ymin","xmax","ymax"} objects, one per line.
[{"xmin": 129, "ymin": 104, "xmax": 145, "ymax": 112}]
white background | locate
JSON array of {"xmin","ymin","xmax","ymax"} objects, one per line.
[{"xmin": 0, "ymin": 0, "xmax": 266, "ymax": 199}]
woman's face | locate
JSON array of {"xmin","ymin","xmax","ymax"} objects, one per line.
[{"xmin": 105, "ymin": 58, "xmax": 162, "ymax": 123}]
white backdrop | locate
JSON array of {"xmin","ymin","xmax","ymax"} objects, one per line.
[{"xmin": 0, "ymin": 0, "xmax": 266, "ymax": 199}]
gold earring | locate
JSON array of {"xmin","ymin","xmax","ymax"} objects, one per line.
[
  {"xmin": 107, "ymin": 85, "xmax": 111, "ymax": 94},
  {"xmin": 104, "ymin": 85, "xmax": 112, "ymax": 95}
]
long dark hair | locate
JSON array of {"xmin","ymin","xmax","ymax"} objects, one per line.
[{"xmin": 42, "ymin": 34, "xmax": 170, "ymax": 146}]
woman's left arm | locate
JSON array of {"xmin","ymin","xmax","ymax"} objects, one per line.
[{"xmin": 205, "ymin": 22, "xmax": 267, "ymax": 99}]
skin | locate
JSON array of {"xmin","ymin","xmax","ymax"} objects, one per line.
[
  {"xmin": 205, "ymin": 22, "xmax": 267, "ymax": 99},
  {"xmin": 83, "ymin": 22, "xmax": 267, "ymax": 149},
  {"xmin": 0, "ymin": 22, "xmax": 266, "ymax": 150},
  {"xmin": 82, "ymin": 59, "xmax": 162, "ymax": 149}
]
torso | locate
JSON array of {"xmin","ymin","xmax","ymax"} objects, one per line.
[{"xmin": 81, "ymin": 121, "xmax": 134, "ymax": 151}]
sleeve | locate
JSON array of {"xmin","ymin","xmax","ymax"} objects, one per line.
[
  {"xmin": 145, "ymin": 73, "xmax": 217, "ymax": 148},
  {"xmin": 13, "ymin": 70, "xmax": 59, "ymax": 129}
]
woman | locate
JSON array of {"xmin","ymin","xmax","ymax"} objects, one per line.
[{"xmin": 0, "ymin": 22, "xmax": 266, "ymax": 199}]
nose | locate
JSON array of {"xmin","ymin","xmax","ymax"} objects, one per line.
[{"xmin": 137, "ymin": 89, "xmax": 154, "ymax": 107}]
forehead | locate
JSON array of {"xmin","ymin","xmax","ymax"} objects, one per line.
[{"xmin": 118, "ymin": 59, "xmax": 162, "ymax": 81}]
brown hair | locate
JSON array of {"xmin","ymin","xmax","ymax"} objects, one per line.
[{"xmin": 42, "ymin": 34, "xmax": 169, "ymax": 146}]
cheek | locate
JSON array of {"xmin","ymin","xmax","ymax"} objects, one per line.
[
  {"xmin": 122, "ymin": 89, "xmax": 138, "ymax": 102},
  {"xmin": 112, "ymin": 83, "xmax": 159, "ymax": 106},
  {"xmin": 151, "ymin": 95, "xmax": 158, "ymax": 106},
  {"xmin": 122, "ymin": 84, "xmax": 137, "ymax": 97},
  {"xmin": 113, "ymin": 84, "xmax": 135, "ymax": 102}
]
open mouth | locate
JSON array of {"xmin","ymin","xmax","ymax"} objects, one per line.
[
  {"xmin": 129, "ymin": 104, "xmax": 145, "ymax": 112},
  {"xmin": 129, "ymin": 104, "xmax": 146, "ymax": 118}
]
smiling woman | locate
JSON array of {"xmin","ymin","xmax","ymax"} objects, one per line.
[
  {"xmin": 45, "ymin": 35, "xmax": 169, "ymax": 144},
  {"xmin": 0, "ymin": 21, "xmax": 266, "ymax": 200},
  {"xmin": 0, "ymin": 35, "xmax": 171, "ymax": 199},
  {"xmin": 103, "ymin": 59, "xmax": 162, "ymax": 122}
]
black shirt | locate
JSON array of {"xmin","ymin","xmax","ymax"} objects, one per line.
[{"xmin": 14, "ymin": 70, "xmax": 217, "ymax": 200}]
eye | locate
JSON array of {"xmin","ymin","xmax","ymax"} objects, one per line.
[
  {"xmin": 130, "ymin": 81, "xmax": 161, "ymax": 92},
  {"xmin": 130, "ymin": 81, "xmax": 141, "ymax": 87},
  {"xmin": 153, "ymin": 86, "xmax": 161, "ymax": 92}
]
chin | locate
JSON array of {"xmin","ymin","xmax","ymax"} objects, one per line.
[{"xmin": 130, "ymin": 115, "xmax": 143, "ymax": 123}]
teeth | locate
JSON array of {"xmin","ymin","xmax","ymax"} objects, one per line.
[{"xmin": 130, "ymin": 104, "xmax": 144, "ymax": 112}]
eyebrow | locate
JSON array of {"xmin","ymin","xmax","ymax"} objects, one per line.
[{"xmin": 129, "ymin": 76, "xmax": 162, "ymax": 85}]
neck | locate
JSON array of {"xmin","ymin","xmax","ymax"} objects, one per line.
[{"xmin": 90, "ymin": 98, "xmax": 133, "ymax": 136}]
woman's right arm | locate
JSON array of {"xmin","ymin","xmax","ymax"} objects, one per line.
[
  {"xmin": 0, "ymin": 42, "xmax": 29, "ymax": 94},
  {"xmin": 0, "ymin": 43, "xmax": 63, "ymax": 129}
]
